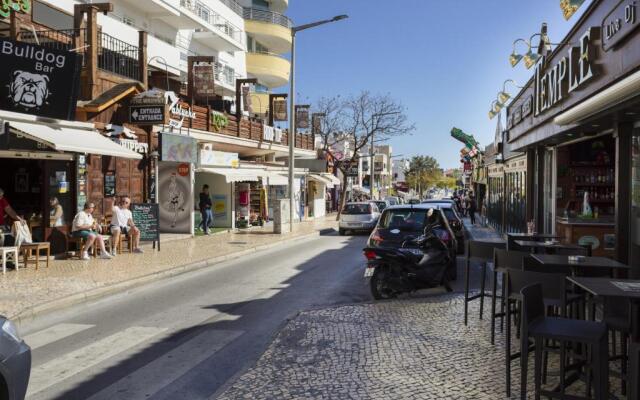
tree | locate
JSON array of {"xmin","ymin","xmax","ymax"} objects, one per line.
[
  {"xmin": 314, "ymin": 91, "xmax": 415, "ymax": 219},
  {"xmin": 404, "ymin": 155, "xmax": 441, "ymax": 197}
]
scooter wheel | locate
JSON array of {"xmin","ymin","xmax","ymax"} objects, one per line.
[{"xmin": 370, "ymin": 269, "xmax": 397, "ymax": 300}]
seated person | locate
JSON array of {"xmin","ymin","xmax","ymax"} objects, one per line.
[
  {"xmin": 71, "ymin": 202, "xmax": 111, "ymax": 260},
  {"xmin": 110, "ymin": 196, "xmax": 142, "ymax": 255}
]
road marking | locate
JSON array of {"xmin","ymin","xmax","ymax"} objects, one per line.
[
  {"xmin": 27, "ymin": 326, "xmax": 166, "ymax": 397},
  {"xmin": 87, "ymin": 329, "xmax": 243, "ymax": 400},
  {"xmin": 24, "ymin": 323, "xmax": 95, "ymax": 350}
]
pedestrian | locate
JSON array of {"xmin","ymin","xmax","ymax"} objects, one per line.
[
  {"xmin": 0, "ymin": 188, "xmax": 23, "ymax": 231},
  {"xmin": 199, "ymin": 184, "xmax": 213, "ymax": 235},
  {"xmin": 49, "ymin": 197, "xmax": 64, "ymax": 227},
  {"xmin": 469, "ymin": 194, "xmax": 477, "ymax": 225},
  {"xmin": 110, "ymin": 196, "xmax": 143, "ymax": 254},
  {"xmin": 72, "ymin": 202, "xmax": 111, "ymax": 260}
]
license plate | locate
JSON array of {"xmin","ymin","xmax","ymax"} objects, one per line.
[
  {"xmin": 348, "ymin": 223, "xmax": 361, "ymax": 227},
  {"xmin": 404, "ymin": 248, "xmax": 423, "ymax": 255},
  {"xmin": 363, "ymin": 267, "xmax": 375, "ymax": 277}
]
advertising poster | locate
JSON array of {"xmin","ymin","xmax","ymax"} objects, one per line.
[
  {"xmin": 160, "ymin": 132, "xmax": 198, "ymax": 164},
  {"xmin": 158, "ymin": 162, "xmax": 192, "ymax": 233},
  {"xmin": 212, "ymin": 194, "xmax": 227, "ymax": 221}
]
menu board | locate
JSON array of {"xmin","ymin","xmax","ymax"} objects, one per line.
[{"xmin": 132, "ymin": 203, "xmax": 160, "ymax": 242}]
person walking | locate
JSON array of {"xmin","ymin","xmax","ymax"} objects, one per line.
[
  {"xmin": 468, "ymin": 193, "xmax": 477, "ymax": 225},
  {"xmin": 199, "ymin": 184, "xmax": 213, "ymax": 235}
]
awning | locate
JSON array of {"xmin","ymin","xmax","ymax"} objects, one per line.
[
  {"xmin": 197, "ymin": 167, "xmax": 260, "ymax": 183},
  {"xmin": 321, "ymin": 173, "xmax": 341, "ymax": 186},
  {"xmin": 7, "ymin": 120, "xmax": 142, "ymax": 159},
  {"xmin": 308, "ymin": 173, "xmax": 334, "ymax": 188},
  {"xmin": 262, "ymin": 171, "xmax": 288, "ymax": 186}
]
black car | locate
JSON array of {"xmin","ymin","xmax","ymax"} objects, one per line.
[
  {"xmin": 421, "ymin": 201, "xmax": 465, "ymax": 254},
  {"xmin": 368, "ymin": 204, "xmax": 458, "ymax": 280},
  {"xmin": 0, "ymin": 316, "xmax": 31, "ymax": 400}
]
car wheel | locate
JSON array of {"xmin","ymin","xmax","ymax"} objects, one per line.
[{"xmin": 339, "ymin": 228, "xmax": 345, "ymax": 236}]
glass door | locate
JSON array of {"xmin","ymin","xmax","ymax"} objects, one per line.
[
  {"xmin": 629, "ymin": 131, "xmax": 640, "ymax": 275},
  {"xmin": 542, "ymin": 148, "xmax": 556, "ymax": 234}
]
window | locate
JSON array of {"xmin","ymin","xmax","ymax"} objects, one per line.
[
  {"xmin": 379, "ymin": 209, "xmax": 428, "ymax": 232},
  {"xmin": 252, "ymin": 0, "xmax": 270, "ymax": 10},
  {"xmin": 342, "ymin": 204, "xmax": 371, "ymax": 215}
]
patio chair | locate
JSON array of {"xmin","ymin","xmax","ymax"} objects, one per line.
[
  {"xmin": 489, "ymin": 249, "xmax": 531, "ymax": 345},
  {"xmin": 463, "ymin": 239, "xmax": 505, "ymax": 325},
  {"xmin": 12, "ymin": 221, "xmax": 50, "ymax": 270},
  {"xmin": 520, "ymin": 283, "xmax": 609, "ymax": 400},
  {"xmin": 0, "ymin": 246, "xmax": 18, "ymax": 274}
]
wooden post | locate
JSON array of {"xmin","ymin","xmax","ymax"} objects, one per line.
[
  {"xmin": 9, "ymin": 11, "xmax": 19, "ymax": 39},
  {"xmin": 86, "ymin": 6, "xmax": 99, "ymax": 99},
  {"xmin": 138, "ymin": 31, "xmax": 148, "ymax": 88}
]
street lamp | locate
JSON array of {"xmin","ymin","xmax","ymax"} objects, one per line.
[
  {"xmin": 147, "ymin": 56, "xmax": 170, "ymax": 91},
  {"xmin": 288, "ymin": 14, "xmax": 348, "ymax": 231}
]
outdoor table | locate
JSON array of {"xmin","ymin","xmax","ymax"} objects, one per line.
[
  {"xmin": 530, "ymin": 254, "xmax": 630, "ymax": 277},
  {"xmin": 507, "ymin": 233, "xmax": 563, "ymax": 250},
  {"xmin": 514, "ymin": 240, "xmax": 586, "ymax": 254},
  {"xmin": 566, "ymin": 276, "xmax": 640, "ymax": 396}
]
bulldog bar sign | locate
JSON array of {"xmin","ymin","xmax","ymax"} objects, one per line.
[{"xmin": 0, "ymin": 37, "xmax": 81, "ymax": 120}]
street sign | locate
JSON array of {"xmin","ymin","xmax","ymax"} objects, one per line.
[{"xmin": 130, "ymin": 105, "xmax": 165, "ymax": 125}]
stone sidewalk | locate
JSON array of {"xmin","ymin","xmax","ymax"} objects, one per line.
[{"xmin": 3, "ymin": 217, "xmax": 337, "ymax": 322}]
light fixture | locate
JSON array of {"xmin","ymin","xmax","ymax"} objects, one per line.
[
  {"xmin": 488, "ymin": 100, "xmax": 501, "ymax": 119},
  {"xmin": 523, "ymin": 49, "xmax": 541, "ymax": 69},
  {"xmin": 497, "ymin": 79, "xmax": 523, "ymax": 104},
  {"xmin": 561, "ymin": 0, "xmax": 586, "ymax": 20},
  {"xmin": 509, "ymin": 39, "xmax": 527, "ymax": 67}
]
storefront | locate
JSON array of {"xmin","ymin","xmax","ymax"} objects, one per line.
[
  {"xmin": 503, "ymin": 155, "xmax": 527, "ymax": 234},
  {"xmin": 505, "ymin": 0, "xmax": 640, "ymax": 272},
  {"xmin": 487, "ymin": 163, "xmax": 504, "ymax": 233}
]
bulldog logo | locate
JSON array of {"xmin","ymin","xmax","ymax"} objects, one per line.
[{"xmin": 8, "ymin": 71, "xmax": 50, "ymax": 110}]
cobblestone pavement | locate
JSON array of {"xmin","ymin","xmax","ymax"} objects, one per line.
[
  {"xmin": 217, "ymin": 295, "xmax": 625, "ymax": 400},
  {"xmin": 2, "ymin": 217, "xmax": 337, "ymax": 320}
]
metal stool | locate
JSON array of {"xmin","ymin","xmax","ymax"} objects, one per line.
[{"xmin": 463, "ymin": 239, "xmax": 505, "ymax": 325}]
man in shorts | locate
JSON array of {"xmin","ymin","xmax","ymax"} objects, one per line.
[
  {"xmin": 71, "ymin": 202, "xmax": 111, "ymax": 260},
  {"xmin": 110, "ymin": 196, "xmax": 142, "ymax": 255}
]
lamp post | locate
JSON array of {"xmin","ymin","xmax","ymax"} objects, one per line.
[
  {"xmin": 147, "ymin": 56, "xmax": 170, "ymax": 91},
  {"xmin": 288, "ymin": 14, "xmax": 348, "ymax": 231}
]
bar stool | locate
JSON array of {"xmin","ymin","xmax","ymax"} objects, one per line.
[
  {"xmin": 520, "ymin": 283, "xmax": 609, "ymax": 400},
  {"xmin": 463, "ymin": 239, "xmax": 505, "ymax": 325},
  {"xmin": 490, "ymin": 249, "xmax": 531, "ymax": 345}
]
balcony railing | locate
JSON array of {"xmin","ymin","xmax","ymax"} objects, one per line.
[
  {"xmin": 243, "ymin": 7, "xmax": 292, "ymax": 29},
  {"xmin": 98, "ymin": 31, "xmax": 140, "ymax": 80},
  {"xmin": 17, "ymin": 29, "xmax": 140, "ymax": 81},
  {"xmin": 180, "ymin": 0, "xmax": 244, "ymax": 45}
]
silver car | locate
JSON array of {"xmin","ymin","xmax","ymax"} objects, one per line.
[
  {"xmin": 0, "ymin": 316, "xmax": 30, "ymax": 400},
  {"xmin": 339, "ymin": 202, "xmax": 380, "ymax": 235}
]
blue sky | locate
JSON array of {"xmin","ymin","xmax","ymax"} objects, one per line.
[{"xmin": 285, "ymin": 0, "xmax": 591, "ymax": 169}]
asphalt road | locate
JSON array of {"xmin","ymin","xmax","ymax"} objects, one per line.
[{"xmin": 18, "ymin": 232, "xmax": 372, "ymax": 400}]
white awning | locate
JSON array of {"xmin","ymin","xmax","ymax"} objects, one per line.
[
  {"xmin": 7, "ymin": 120, "xmax": 142, "ymax": 159},
  {"xmin": 262, "ymin": 171, "xmax": 289, "ymax": 186},
  {"xmin": 321, "ymin": 173, "xmax": 341, "ymax": 186},
  {"xmin": 308, "ymin": 173, "xmax": 334, "ymax": 188},
  {"xmin": 197, "ymin": 167, "xmax": 260, "ymax": 183}
]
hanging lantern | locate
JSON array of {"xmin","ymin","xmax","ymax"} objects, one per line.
[{"xmin": 561, "ymin": 0, "xmax": 586, "ymax": 20}]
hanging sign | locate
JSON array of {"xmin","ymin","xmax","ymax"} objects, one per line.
[
  {"xmin": 242, "ymin": 85, "xmax": 252, "ymax": 113},
  {"xmin": 273, "ymin": 99, "xmax": 287, "ymax": 121},
  {"xmin": 296, "ymin": 106, "xmax": 310, "ymax": 129},
  {"xmin": 210, "ymin": 110, "xmax": 229, "ymax": 132},
  {"xmin": 159, "ymin": 132, "xmax": 197, "ymax": 163},
  {"xmin": 0, "ymin": 37, "xmax": 81, "ymax": 120},
  {"xmin": 192, "ymin": 61, "xmax": 215, "ymax": 100},
  {"xmin": 130, "ymin": 91, "xmax": 166, "ymax": 125}
]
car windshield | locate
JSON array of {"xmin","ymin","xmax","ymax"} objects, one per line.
[
  {"xmin": 379, "ymin": 209, "xmax": 428, "ymax": 232},
  {"xmin": 441, "ymin": 208, "xmax": 456, "ymax": 220},
  {"xmin": 342, "ymin": 204, "xmax": 371, "ymax": 214},
  {"xmin": 375, "ymin": 202, "xmax": 387, "ymax": 210}
]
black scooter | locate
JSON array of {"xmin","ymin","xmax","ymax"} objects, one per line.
[{"xmin": 363, "ymin": 223, "xmax": 452, "ymax": 300}]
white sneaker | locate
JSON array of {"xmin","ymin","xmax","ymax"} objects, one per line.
[
  {"xmin": 111, "ymin": 250, "xmax": 117, "ymax": 257},
  {"xmin": 100, "ymin": 253, "xmax": 112, "ymax": 260},
  {"xmin": 81, "ymin": 252, "xmax": 90, "ymax": 260}
]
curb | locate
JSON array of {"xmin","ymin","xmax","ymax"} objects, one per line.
[{"xmin": 11, "ymin": 230, "xmax": 324, "ymax": 325}]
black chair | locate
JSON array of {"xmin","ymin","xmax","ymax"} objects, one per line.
[
  {"xmin": 463, "ymin": 239, "xmax": 505, "ymax": 325},
  {"xmin": 505, "ymin": 269, "xmax": 571, "ymax": 398},
  {"xmin": 520, "ymin": 283, "xmax": 609, "ymax": 400},
  {"xmin": 489, "ymin": 249, "xmax": 531, "ymax": 345},
  {"xmin": 602, "ymin": 298, "xmax": 631, "ymax": 396}
]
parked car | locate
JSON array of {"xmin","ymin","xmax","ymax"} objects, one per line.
[
  {"xmin": 422, "ymin": 198, "xmax": 461, "ymax": 214},
  {"xmin": 339, "ymin": 202, "xmax": 381, "ymax": 235},
  {"xmin": 407, "ymin": 198, "xmax": 421, "ymax": 205},
  {"xmin": 367, "ymin": 205, "xmax": 458, "ymax": 280},
  {"xmin": 385, "ymin": 196, "xmax": 400, "ymax": 206},
  {"xmin": 370, "ymin": 200, "xmax": 389, "ymax": 212},
  {"xmin": 0, "ymin": 316, "xmax": 31, "ymax": 400}
]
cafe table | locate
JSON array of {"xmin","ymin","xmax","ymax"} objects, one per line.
[
  {"xmin": 506, "ymin": 233, "xmax": 563, "ymax": 250},
  {"xmin": 566, "ymin": 276, "xmax": 640, "ymax": 396},
  {"xmin": 514, "ymin": 240, "xmax": 586, "ymax": 254},
  {"xmin": 530, "ymin": 254, "xmax": 630, "ymax": 277}
]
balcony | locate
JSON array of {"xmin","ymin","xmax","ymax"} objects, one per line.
[
  {"xmin": 243, "ymin": 8, "xmax": 292, "ymax": 54},
  {"xmin": 180, "ymin": 0, "xmax": 245, "ymax": 52},
  {"xmin": 246, "ymin": 52, "xmax": 290, "ymax": 88}
]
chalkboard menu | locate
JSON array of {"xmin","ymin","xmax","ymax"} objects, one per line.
[{"xmin": 132, "ymin": 203, "xmax": 160, "ymax": 242}]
